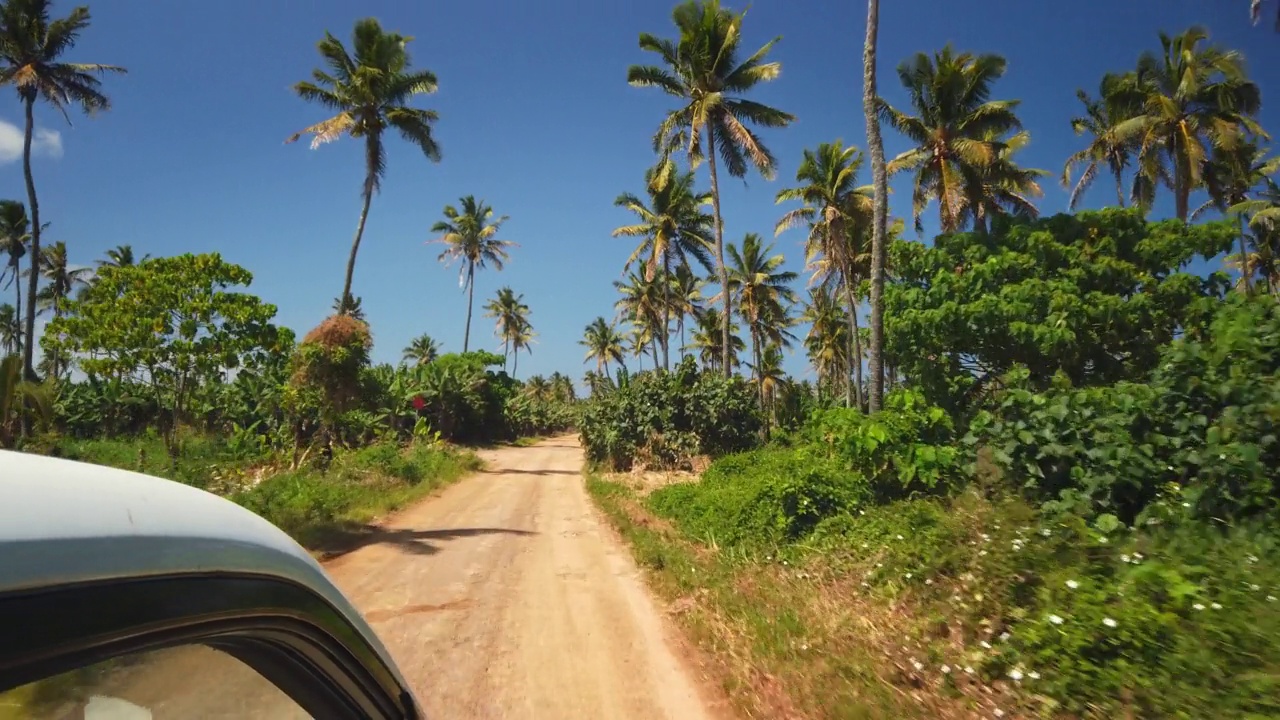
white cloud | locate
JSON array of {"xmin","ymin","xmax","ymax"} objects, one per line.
[{"xmin": 0, "ymin": 119, "xmax": 63, "ymax": 164}]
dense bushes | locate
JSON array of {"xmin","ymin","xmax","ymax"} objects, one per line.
[
  {"xmin": 579, "ymin": 357, "xmax": 761, "ymax": 470},
  {"xmin": 970, "ymin": 293, "xmax": 1280, "ymax": 524}
]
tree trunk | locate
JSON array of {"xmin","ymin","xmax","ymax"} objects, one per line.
[
  {"xmin": 14, "ymin": 254, "xmax": 23, "ymax": 363},
  {"xmin": 513, "ymin": 345, "xmax": 519, "ymax": 379},
  {"xmin": 1114, "ymin": 166, "xmax": 1126, "ymax": 208},
  {"xmin": 847, "ymin": 284, "xmax": 865, "ymax": 411},
  {"xmin": 661, "ymin": 258, "xmax": 671, "ymax": 371},
  {"xmin": 463, "ymin": 263, "xmax": 475, "ymax": 352},
  {"xmin": 341, "ymin": 187, "xmax": 374, "ymax": 314},
  {"xmin": 21, "ymin": 97, "xmax": 40, "ymax": 382},
  {"xmin": 705, "ymin": 122, "xmax": 733, "ymax": 377},
  {"xmin": 1238, "ymin": 216, "xmax": 1253, "ymax": 295},
  {"xmin": 863, "ymin": 0, "xmax": 888, "ymax": 412},
  {"xmin": 1175, "ymin": 159, "xmax": 1190, "ymax": 222}
]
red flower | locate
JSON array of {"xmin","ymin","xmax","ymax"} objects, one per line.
[{"xmin": 411, "ymin": 395, "xmax": 426, "ymax": 411}]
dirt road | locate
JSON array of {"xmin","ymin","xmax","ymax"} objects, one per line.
[{"xmin": 323, "ymin": 435, "xmax": 724, "ymax": 719}]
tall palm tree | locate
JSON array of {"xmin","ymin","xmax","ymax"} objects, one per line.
[
  {"xmin": 549, "ymin": 372, "xmax": 576, "ymax": 403},
  {"xmin": 1193, "ymin": 142, "xmax": 1280, "ymax": 294},
  {"xmin": 288, "ymin": 17, "xmax": 441, "ymax": 309},
  {"xmin": 613, "ymin": 162, "xmax": 714, "ymax": 369},
  {"xmin": 484, "ymin": 286, "xmax": 530, "ymax": 370},
  {"xmin": 749, "ymin": 342, "xmax": 789, "ymax": 427},
  {"xmin": 0, "ymin": 302, "xmax": 19, "ymax": 355},
  {"xmin": 862, "ymin": 0, "xmax": 889, "ymax": 412},
  {"xmin": 1062, "ymin": 88, "xmax": 1134, "ymax": 209},
  {"xmin": 331, "ymin": 293, "xmax": 365, "ymax": 321},
  {"xmin": 402, "ymin": 333, "xmax": 440, "ymax": 366},
  {"xmin": 580, "ymin": 317, "xmax": 627, "ymax": 375},
  {"xmin": 431, "ymin": 196, "xmax": 515, "ymax": 352},
  {"xmin": 686, "ymin": 306, "xmax": 744, "ymax": 372},
  {"xmin": 98, "ymin": 243, "xmax": 147, "ymax": 268},
  {"xmin": 628, "ymin": 0, "xmax": 795, "ymax": 376},
  {"xmin": 510, "ymin": 317, "xmax": 534, "ymax": 380},
  {"xmin": 34, "ymin": 240, "xmax": 88, "ymax": 380},
  {"xmin": 523, "ymin": 375, "xmax": 553, "ymax": 403},
  {"xmin": 963, "ymin": 129, "xmax": 1048, "ymax": 230},
  {"xmin": 724, "ymin": 233, "xmax": 797, "ymax": 407},
  {"xmin": 670, "ymin": 264, "xmax": 705, "ymax": 362},
  {"xmin": 1107, "ymin": 27, "xmax": 1262, "ymax": 220},
  {"xmin": 878, "ymin": 46, "xmax": 1024, "ymax": 234},
  {"xmin": 613, "ymin": 270, "xmax": 665, "ymax": 365},
  {"xmin": 0, "ymin": 0, "xmax": 124, "ymax": 379},
  {"xmin": 801, "ymin": 287, "xmax": 849, "ymax": 397},
  {"xmin": 776, "ymin": 140, "xmax": 873, "ymax": 408},
  {"xmin": 0, "ymin": 200, "xmax": 29, "ymax": 361}
]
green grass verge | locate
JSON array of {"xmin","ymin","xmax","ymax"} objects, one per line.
[{"xmin": 586, "ymin": 475, "xmax": 927, "ymax": 720}]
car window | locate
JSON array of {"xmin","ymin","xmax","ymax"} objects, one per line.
[{"xmin": 0, "ymin": 644, "xmax": 314, "ymax": 719}]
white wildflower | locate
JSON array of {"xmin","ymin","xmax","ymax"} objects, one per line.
[
  {"xmin": 994, "ymin": 709, "xmax": 1005, "ymax": 718},
  {"xmin": 1219, "ymin": 453, "xmax": 1227, "ymax": 460},
  {"xmin": 896, "ymin": 534, "xmax": 905, "ymax": 541},
  {"xmin": 1102, "ymin": 617, "xmax": 1117, "ymax": 628},
  {"xmin": 1268, "ymin": 595, "xmax": 1277, "ymax": 602},
  {"xmin": 1211, "ymin": 602, "xmax": 1222, "ymax": 610},
  {"xmin": 1028, "ymin": 671, "xmax": 1041, "ymax": 680},
  {"xmin": 1066, "ymin": 579, "xmax": 1080, "ymax": 590},
  {"xmin": 1182, "ymin": 502, "xmax": 1191, "ymax": 508},
  {"xmin": 1040, "ymin": 528, "xmax": 1052, "ymax": 537},
  {"xmin": 980, "ymin": 640, "xmax": 992, "ymax": 649},
  {"xmin": 1121, "ymin": 554, "xmax": 1131, "ymax": 563},
  {"xmin": 964, "ymin": 666, "xmax": 975, "ymax": 675},
  {"xmin": 941, "ymin": 664, "xmax": 952, "ymax": 674},
  {"xmin": 999, "ymin": 632, "xmax": 1010, "ymax": 642},
  {"xmin": 1250, "ymin": 584, "xmax": 1261, "ymax": 591},
  {"xmin": 1193, "ymin": 603, "xmax": 1206, "ymax": 611},
  {"xmin": 1133, "ymin": 552, "xmax": 1144, "ymax": 561},
  {"xmin": 912, "ymin": 660, "xmax": 924, "ymax": 672},
  {"xmin": 1008, "ymin": 668, "xmax": 1024, "ymax": 681},
  {"xmin": 905, "ymin": 573, "xmax": 913, "ymax": 580},
  {"xmin": 925, "ymin": 578, "xmax": 934, "ymax": 585},
  {"xmin": 1098, "ymin": 535, "xmax": 1109, "ymax": 544},
  {"xmin": 979, "ymin": 550, "xmax": 989, "ymax": 557},
  {"xmin": 1246, "ymin": 554, "xmax": 1259, "ymax": 564},
  {"xmin": 1049, "ymin": 614, "xmax": 1064, "ymax": 625}
]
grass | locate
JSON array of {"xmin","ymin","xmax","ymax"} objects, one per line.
[
  {"xmin": 47, "ymin": 433, "xmax": 480, "ymax": 551},
  {"xmin": 587, "ymin": 474, "xmax": 938, "ymax": 719}
]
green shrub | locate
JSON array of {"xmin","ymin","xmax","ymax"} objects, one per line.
[
  {"xmin": 649, "ymin": 447, "xmax": 864, "ymax": 548},
  {"xmin": 805, "ymin": 389, "xmax": 963, "ymax": 502},
  {"xmin": 579, "ymin": 357, "xmax": 761, "ymax": 470}
]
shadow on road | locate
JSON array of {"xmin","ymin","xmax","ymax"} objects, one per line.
[
  {"xmin": 481, "ymin": 468, "xmax": 580, "ymax": 476},
  {"xmin": 311, "ymin": 525, "xmax": 536, "ymax": 560}
]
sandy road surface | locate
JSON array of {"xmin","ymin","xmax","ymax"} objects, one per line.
[
  {"xmin": 322, "ymin": 434, "xmax": 724, "ymax": 719},
  {"xmin": 8, "ymin": 436, "xmax": 726, "ymax": 719}
]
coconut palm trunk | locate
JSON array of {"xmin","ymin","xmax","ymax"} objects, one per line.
[
  {"xmin": 20, "ymin": 97, "xmax": 40, "ymax": 381},
  {"xmin": 705, "ymin": 124, "xmax": 732, "ymax": 377},
  {"xmin": 844, "ymin": 280, "xmax": 865, "ymax": 410},
  {"xmin": 1238, "ymin": 216, "xmax": 1253, "ymax": 295},
  {"xmin": 464, "ymin": 263, "xmax": 475, "ymax": 351},
  {"xmin": 863, "ymin": 0, "xmax": 889, "ymax": 412},
  {"xmin": 341, "ymin": 186, "xmax": 374, "ymax": 311}
]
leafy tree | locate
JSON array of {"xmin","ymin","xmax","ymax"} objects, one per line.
[
  {"xmin": 885, "ymin": 210, "xmax": 1236, "ymax": 417},
  {"xmin": 402, "ymin": 333, "xmax": 440, "ymax": 366},
  {"xmin": 0, "ymin": 352, "xmax": 51, "ymax": 447},
  {"xmin": 580, "ymin": 317, "xmax": 626, "ymax": 375},
  {"xmin": 44, "ymin": 254, "xmax": 280, "ymax": 456},
  {"xmin": 1062, "ymin": 87, "xmax": 1134, "ymax": 209},
  {"xmin": 33, "ymin": 240, "xmax": 90, "ymax": 378},
  {"xmin": 285, "ymin": 313, "xmax": 372, "ymax": 453},
  {"xmin": 878, "ymin": 46, "xmax": 1025, "ymax": 233},
  {"xmin": 628, "ymin": 0, "xmax": 794, "ymax": 376},
  {"xmin": 288, "ymin": 17, "xmax": 440, "ymax": 308},
  {"xmin": 1230, "ymin": 179, "xmax": 1280, "ymax": 295},
  {"xmin": 862, "ymin": 0, "xmax": 890, "ymax": 413},
  {"xmin": 0, "ymin": 0, "xmax": 124, "ymax": 379},
  {"xmin": 1107, "ymin": 26, "xmax": 1262, "ymax": 220},
  {"xmin": 776, "ymin": 140, "xmax": 872, "ymax": 407},
  {"xmin": 613, "ymin": 162, "xmax": 714, "ymax": 369},
  {"xmin": 0, "ymin": 199, "xmax": 28, "ymax": 359},
  {"xmin": 431, "ymin": 196, "xmax": 515, "ymax": 352},
  {"xmin": 724, "ymin": 233, "xmax": 796, "ymax": 405}
]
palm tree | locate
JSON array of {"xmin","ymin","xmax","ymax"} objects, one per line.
[
  {"xmin": 613, "ymin": 270, "xmax": 665, "ymax": 365},
  {"xmin": 749, "ymin": 342, "xmax": 789, "ymax": 427},
  {"xmin": 1062, "ymin": 88, "xmax": 1135, "ymax": 209},
  {"xmin": 801, "ymin": 287, "xmax": 849, "ymax": 396},
  {"xmin": 612, "ymin": 162, "xmax": 714, "ymax": 369},
  {"xmin": 33, "ymin": 240, "xmax": 89, "ymax": 380},
  {"xmin": 628, "ymin": 0, "xmax": 795, "ymax": 376},
  {"xmin": 288, "ymin": 17, "xmax": 441, "ymax": 309},
  {"xmin": 0, "ymin": 200, "xmax": 29, "ymax": 360},
  {"xmin": 878, "ymin": 46, "xmax": 1024, "ymax": 234},
  {"xmin": 484, "ymin": 286, "xmax": 530, "ymax": 370},
  {"xmin": 98, "ymin": 243, "xmax": 147, "ymax": 268},
  {"xmin": 331, "ymin": 293, "xmax": 366, "ymax": 321},
  {"xmin": 0, "ymin": 0, "xmax": 124, "ymax": 379},
  {"xmin": 524, "ymin": 375, "xmax": 553, "ymax": 403},
  {"xmin": 1231, "ymin": 179, "xmax": 1280, "ymax": 295},
  {"xmin": 686, "ymin": 306, "xmax": 744, "ymax": 372},
  {"xmin": 431, "ymin": 196, "xmax": 515, "ymax": 352},
  {"xmin": 580, "ymin": 317, "xmax": 626, "ymax": 375},
  {"xmin": 862, "ymin": 0, "xmax": 889, "ymax": 412},
  {"xmin": 1193, "ymin": 142, "xmax": 1280, "ymax": 294},
  {"xmin": 724, "ymin": 233, "xmax": 797, "ymax": 407},
  {"xmin": 402, "ymin": 333, "xmax": 440, "ymax": 366},
  {"xmin": 1107, "ymin": 27, "xmax": 1262, "ymax": 220},
  {"xmin": 549, "ymin": 371, "xmax": 576, "ymax": 403},
  {"xmin": 776, "ymin": 140, "xmax": 873, "ymax": 408},
  {"xmin": 510, "ymin": 317, "xmax": 534, "ymax": 380},
  {"xmin": 670, "ymin": 264, "xmax": 705, "ymax": 362},
  {"xmin": 0, "ymin": 303, "xmax": 18, "ymax": 355},
  {"xmin": 964, "ymin": 130, "xmax": 1048, "ymax": 229}
]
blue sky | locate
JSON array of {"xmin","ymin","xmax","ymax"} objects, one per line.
[{"xmin": 2, "ymin": 0, "xmax": 1278, "ymax": 383}]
